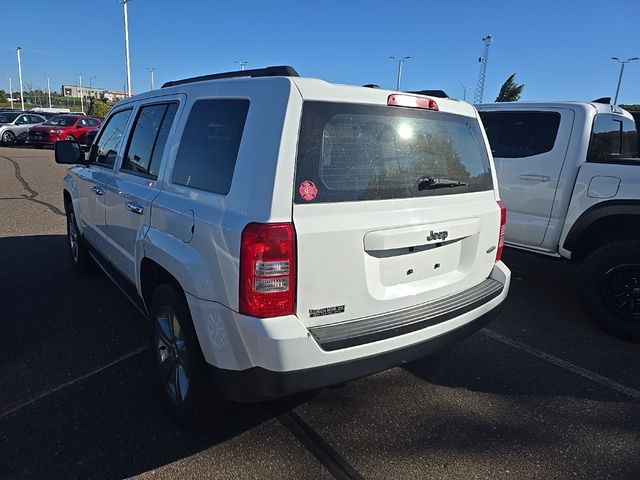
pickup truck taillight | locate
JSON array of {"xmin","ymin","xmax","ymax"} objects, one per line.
[
  {"xmin": 496, "ymin": 200, "xmax": 507, "ymax": 262},
  {"xmin": 239, "ymin": 223, "xmax": 296, "ymax": 318}
]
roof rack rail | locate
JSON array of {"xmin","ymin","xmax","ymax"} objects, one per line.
[
  {"xmin": 407, "ymin": 89, "xmax": 449, "ymax": 98},
  {"xmin": 162, "ymin": 65, "xmax": 299, "ymax": 88}
]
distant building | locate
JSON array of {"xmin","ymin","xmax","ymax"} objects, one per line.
[
  {"xmin": 103, "ymin": 91, "xmax": 128, "ymax": 102},
  {"xmin": 61, "ymin": 84, "xmax": 105, "ymax": 99},
  {"xmin": 61, "ymin": 85, "xmax": 129, "ymax": 103}
]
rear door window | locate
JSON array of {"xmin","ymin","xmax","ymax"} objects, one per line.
[
  {"xmin": 294, "ymin": 102, "xmax": 492, "ymax": 203},
  {"xmin": 172, "ymin": 99, "xmax": 249, "ymax": 195},
  {"xmin": 587, "ymin": 114, "xmax": 639, "ymax": 161},
  {"xmin": 479, "ymin": 111, "xmax": 561, "ymax": 158}
]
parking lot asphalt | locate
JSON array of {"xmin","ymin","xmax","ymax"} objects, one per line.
[{"xmin": 1, "ymin": 146, "xmax": 638, "ymax": 480}]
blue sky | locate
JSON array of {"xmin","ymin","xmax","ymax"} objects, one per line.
[{"xmin": 1, "ymin": 0, "xmax": 639, "ymax": 103}]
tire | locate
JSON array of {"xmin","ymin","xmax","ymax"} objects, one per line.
[
  {"xmin": 2, "ymin": 131, "xmax": 15, "ymax": 145},
  {"xmin": 580, "ymin": 240, "xmax": 640, "ymax": 342},
  {"xmin": 65, "ymin": 135, "xmax": 75, "ymax": 141},
  {"xmin": 150, "ymin": 284, "xmax": 232, "ymax": 429},
  {"xmin": 65, "ymin": 204, "xmax": 94, "ymax": 272}
]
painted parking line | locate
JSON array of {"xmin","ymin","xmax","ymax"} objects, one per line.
[
  {"xmin": 482, "ymin": 329, "xmax": 640, "ymax": 400},
  {"xmin": 0, "ymin": 344, "xmax": 150, "ymax": 420}
]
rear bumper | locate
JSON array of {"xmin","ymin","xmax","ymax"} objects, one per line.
[
  {"xmin": 211, "ymin": 303, "xmax": 502, "ymax": 402},
  {"xmin": 186, "ymin": 262, "xmax": 510, "ymax": 402}
]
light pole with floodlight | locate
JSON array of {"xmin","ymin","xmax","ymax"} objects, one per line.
[
  {"xmin": 77, "ymin": 73, "xmax": 84, "ymax": 113},
  {"xmin": 121, "ymin": 0, "xmax": 132, "ymax": 97},
  {"xmin": 147, "ymin": 67, "xmax": 155, "ymax": 90},
  {"xmin": 46, "ymin": 75, "xmax": 52, "ymax": 108},
  {"xmin": 235, "ymin": 60, "xmax": 248, "ymax": 71},
  {"xmin": 611, "ymin": 57, "xmax": 639, "ymax": 105},
  {"xmin": 390, "ymin": 56, "xmax": 410, "ymax": 91},
  {"xmin": 7, "ymin": 75, "xmax": 14, "ymax": 109},
  {"xmin": 16, "ymin": 47, "xmax": 24, "ymax": 111}
]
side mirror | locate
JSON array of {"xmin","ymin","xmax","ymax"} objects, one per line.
[{"xmin": 55, "ymin": 140, "xmax": 88, "ymax": 165}]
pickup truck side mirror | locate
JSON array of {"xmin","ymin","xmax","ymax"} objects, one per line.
[{"xmin": 55, "ymin": 140, "xmax": 88, "ymax": 165}]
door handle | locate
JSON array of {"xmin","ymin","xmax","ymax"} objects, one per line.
[
  {"xmin": 91, "ymin": 185, "xmax": 105, "ymax": 195},
  {"xmin": 126, "ymin": 201, "xmax": 144, "ymax": 215},
  {"xmin": 518, "ymin": 174, "xmax": 551, "ymax": 183}
]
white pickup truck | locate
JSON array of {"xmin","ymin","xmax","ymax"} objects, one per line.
[{"xmin": 478, "ymin": 101, "xmax": 640, "ymax": 341}]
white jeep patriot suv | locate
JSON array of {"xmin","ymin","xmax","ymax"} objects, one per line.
[{"xmin": 55, "ymin": 66, "xmax": 510, "ymax": 426}]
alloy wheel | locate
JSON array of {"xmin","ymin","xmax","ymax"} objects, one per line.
[
  {"xmin": 155, "ymin": 305, "xmax": 190, "ymax": 404},
  {"xmin": 602, "ymin": 264, "xmax": 640, "ymax": 322}
]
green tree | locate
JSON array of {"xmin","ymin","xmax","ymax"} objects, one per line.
[
  {"xmin": 620, "ymin": 104, "xmax": 640, "ymax": 111},
  {"xmin": 87, "ymin": 97, "xmax": 110, "ymax": 117},
  {"xmin": 0, "ymin": 90, "xmax": 6, "ymax": 103},
  {"xmin": 495, "ymin": 73, "xmax": 524, "ymax": 102}
]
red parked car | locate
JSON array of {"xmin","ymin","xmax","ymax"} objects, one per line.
[{"xmin": 28, "ymin": 115, "xmax": 102, "ymax": 148}]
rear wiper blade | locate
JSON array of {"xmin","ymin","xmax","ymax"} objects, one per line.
[{"xmin": 417, "ymin": 176, "xmax": 468, "ymax": 190}]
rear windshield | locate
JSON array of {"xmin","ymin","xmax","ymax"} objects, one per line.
[
  {"xmin": 294, "ymin": 102, "xmax": 492, "ymax": 204},
  {"xmin": 44, "ymin": 116, "xmax": 77, "ymax": 127}
]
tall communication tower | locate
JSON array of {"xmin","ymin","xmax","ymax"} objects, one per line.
[{"xmin": 474, "ymin": 35, "xmax": 493, "ymax": 104}]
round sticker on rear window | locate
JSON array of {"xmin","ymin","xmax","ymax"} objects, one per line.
[{"xmin": 298, "ymin": 180, "xmax": 318, "ymax": 201}]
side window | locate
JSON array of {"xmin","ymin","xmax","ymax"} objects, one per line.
[
  {"xmin": 172, "ymin": 99, "xmax": 249, "ymax": 195},
  {"xmin": 16, "ymin": 115, "xmax": 28, "ymax": 125},
  {"xmin": 587, "ymin": 114, "xmax": 639, "ymax": 161},
  {"xmin": 122, "ymin": 103, "xmax": 178, "ymax": 178},
  {"xmin": 92, "ymin": 109, "xmax": 133, "ymax": 168},
  {"xmin": 480, "ymin": 111, "xmax": 561, "ymax": 158}
]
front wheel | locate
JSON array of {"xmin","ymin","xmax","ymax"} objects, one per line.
[
  {"xmin": 580, "ymin": 240, "xmax": 640, "ymax": 342},
  {"xmin": 151, "ymin": 284, "xmax": 231, "ymax": 429},
  {"xmin": 2, "ymin": 131, "xmax": 15, "ymax": 144},
  {"xmin": 65, "ymin": 135, "xmax": 75, "ymax": 141}
]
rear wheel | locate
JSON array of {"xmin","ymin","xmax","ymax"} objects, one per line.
[
  {"xmin": 580, "ymin": 240, "xmax": 640, "ymax": 342},
  {"xmin": 151, "ymin": 284, "xmax": 231, "ymax": 429},
  {"xmin": 2, "ymin": 131, "xmax": 15, "ymax": 144},
  {"xmin": 65, "ymin": 204, "xmax": 93, "ymax": 272},
  {"xmin": 65, "ymin": 135, "xmax": 75, "ymax": 141}
]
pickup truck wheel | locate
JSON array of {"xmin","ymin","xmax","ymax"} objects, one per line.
[
  {"xmin": 151, "ymin": 284, "xmax": 231, "ymax": 429},
  {"xmin": 66, "ymin": 206, "xmax": 93, "ymax": 272},
  {"xmin": 581, "ymin": 240, "xmax": 640, "ymax": 342}
]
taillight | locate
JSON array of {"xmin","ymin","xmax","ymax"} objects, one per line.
[
  {"xmin": 239, "ymin": 223, "xmax": 296, "ymax": 318},
  {"xmin": 387, "ymin": 94, "xmax": 439, "ymax": 110},
  {"xmin": 496, "ymin": 200, "xmax": 507, "ymax": 262}
]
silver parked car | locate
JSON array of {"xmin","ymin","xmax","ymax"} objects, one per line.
[{"xmin": 0, "ymin": 112, "xmax": 46, "ymax": 144}]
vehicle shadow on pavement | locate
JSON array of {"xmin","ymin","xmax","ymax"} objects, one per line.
[{"xmin": 0, "ymin": 235, "xmax": 310, "ymax": 479}]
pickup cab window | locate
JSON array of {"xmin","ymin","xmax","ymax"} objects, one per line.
[
  {"xmin": 479, "ymin": 111, "xmax": 561, "ymax": 158},
  {"xmin": 587, "ymin": 114, "xmax": 639, "ymax": 162}
]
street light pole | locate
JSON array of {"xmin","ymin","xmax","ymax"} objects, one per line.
[
  {"xmin": 235, "ymin": 60, "xmax": 248, "ymax": 71},
  {"xmin": 7, "ymin": 75, "xmax": 14, "ymax": 109},
  {"xmin": 461, "ymin": 82, "xmax": 468, "ymax": 101},
  {"xmin": 390, "ymin": 56, "xmax": 410, "ymax": 91},
  {"xmin": 147, "ymin": 67, "xmax": 155, "ymax": 90},
  {"xmin": 122, "ymin": 0, "xmax": 132, "ymax": 97},
  {"xmin": 46, "ymin": 76, "xmax": 52, "ymax": 108},
  {"xmin": 78, "ymin": 73, "xmax": 84, "ymax": 113},
  {"xmin": 16, "ymin": 47, "xmax": 24, "ymax": 111},
  {"xmin": 612, "ymin": 56, "xmax": 639, "ymax": 105}
]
